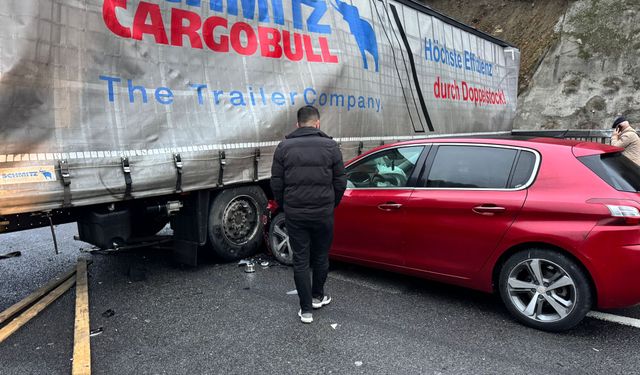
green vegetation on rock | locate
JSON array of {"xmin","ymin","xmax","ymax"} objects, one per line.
[{"xmin": 567, "ymin": 0, "xmax": 632, "ymax": 60}]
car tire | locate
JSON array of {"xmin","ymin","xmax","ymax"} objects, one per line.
[
  {"xmin": 268, "ymin": 213, "xmax": 293, "ymax": 265},
  {"xmin": 207, "ymin": 186, "xmax": 268, "ymax": 262},
  {"xmin": 498, "ymin": 248, "xmax": 592, "ymax": 332}
]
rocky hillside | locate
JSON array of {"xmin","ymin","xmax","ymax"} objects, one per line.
[
  {"xmin": 423, "ymin": 0, "xmax": 570, "ymax": 95},
  {"xmin": 423, "ymin": 0, "xmax": 640, "ymax": 130}
]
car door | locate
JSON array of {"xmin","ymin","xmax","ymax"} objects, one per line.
[
  {"xmin": 402, "ymin": 144, "xmax": 538, "ymax": 278},
  {"xmin": 332, "ymin": 145, "xmax": 426, "ymax": 266}
]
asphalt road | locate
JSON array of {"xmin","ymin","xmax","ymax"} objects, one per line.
[{"xmin": 1, "ymin": 224, "xmax": 640, "ymax": 374}]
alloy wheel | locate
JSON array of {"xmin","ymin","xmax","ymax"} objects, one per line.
[
  {"xmin": 270, "ymin": 215, "xmax": 292, "ymax": 265},
  {"xmin": 506, "ymin": 258, "xmax": 577, "ymax": 323}
]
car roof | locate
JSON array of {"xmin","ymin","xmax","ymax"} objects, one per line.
[
  {"xmin": 356, "ymin": 135, "xmax": 623, "ymax": 159},
  {"xmin": 392, "ymin": 136, "xmax": 620, "ymax": 151}
]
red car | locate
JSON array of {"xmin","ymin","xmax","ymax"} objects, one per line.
[{"xmin": 268, "ymin": 136, "xmax": 640, "ymax": 331}]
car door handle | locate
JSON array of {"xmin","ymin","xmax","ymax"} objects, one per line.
[
  {"xmin": 378, "ymin": 202, "xmax": 403, "ymax": 211},
  {"xmin": 472, "ymin": 205, "xmax": 506, "ymax": 216}
]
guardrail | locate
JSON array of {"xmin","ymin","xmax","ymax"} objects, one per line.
[{"xmin": 512, "ymin": 129, "xmax": 612, "ymax": 144}]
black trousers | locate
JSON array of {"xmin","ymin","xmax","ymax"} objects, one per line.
[{"xmin": 286, "ymin": 216, "xmax": 334, "ymax": 313}]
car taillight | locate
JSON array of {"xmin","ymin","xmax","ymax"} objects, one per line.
[
  {"xmin": 267, "ymin": 200, "xmax": 279, "ymax": 213},
  {"xmin": 605, "ymin": 205, "xmax": 640, "ymax": 225}
]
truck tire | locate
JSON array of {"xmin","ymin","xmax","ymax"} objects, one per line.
[
  {"xmin": 498, "ymin": 248, "xmax": 592, "ymax": 332},
  {"xmin": 207, "ymin": 186, "xmax": 268, "ymax": 261}
]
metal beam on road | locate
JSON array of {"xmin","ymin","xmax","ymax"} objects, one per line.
[
  {"xmin": 0, "ymin": 276, "xmax": 76, "ymax": 343},
  {"xmin": 72, "ymin": 258, "xmax": 91, "ymax": 375}
]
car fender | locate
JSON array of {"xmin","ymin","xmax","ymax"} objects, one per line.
[{"xmin": 472, "ymin": 219, "xmax": 599, "ymax": 294}]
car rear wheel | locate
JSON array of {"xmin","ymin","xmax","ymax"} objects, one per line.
[
  {"xmin": 498, "ymin": 249, "xmax": 592, "ymax": 332},
  {"xmin": 268, "ymin": 213, "xmax": 292, "ymax": 265}
]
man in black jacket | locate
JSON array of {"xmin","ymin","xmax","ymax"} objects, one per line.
[{"xmin": 271, "ymin": 105, "xmax": 347, "ymax": 324}]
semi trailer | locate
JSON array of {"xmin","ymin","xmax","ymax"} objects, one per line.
[{"xmin": 0, "ymin": 0, "xmax": 519, "ymax": 264}]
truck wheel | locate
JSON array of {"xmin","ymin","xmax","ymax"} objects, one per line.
[
  {"xmin": 207, "ymin": 186, "xmax": 267, "ymax": 262},
  {"xmin": 498, "ymin": 248, "xmax": 592, "ymax": 332},
  {"xmin": 268, "ymin": 213, "xmax": 293, "ymax": 265}
]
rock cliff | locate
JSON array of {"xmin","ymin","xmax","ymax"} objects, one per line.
[{"xmin": 423, "ymin": 0, "xmax": 639, "ymax": 130}]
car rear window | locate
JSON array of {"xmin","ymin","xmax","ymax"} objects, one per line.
[
  {"xmin": 578, "ymin": 152, "xmax": 640, "ymax": 192},
  {"xmin": 426, "ymin": 145, "xmax": 518, "ymax": 188}
]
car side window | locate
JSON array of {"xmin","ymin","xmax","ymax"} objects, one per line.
[
  {"xmin": 426, "ymin": 145, "xmax": 518, "ymax": 189},
  {"xmin": 508, "ymin": 151, "xmax": 537, "ymax": 189},
  {"xmin": 346, "ymin": 146, "xmax": 423, "ymax": 188}
]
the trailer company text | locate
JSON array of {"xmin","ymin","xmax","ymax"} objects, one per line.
[{"xmin": 99, "ymin": 76, "xmax": 383, "ymax": 112}]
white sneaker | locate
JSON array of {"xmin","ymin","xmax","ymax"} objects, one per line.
[
  {"xmin": 312, "ymin": 295, "xmax": 332, "ymax": 309},
  {"xmin": 298, "ymin": 309, "xmax": 313, "ymax": 323}
]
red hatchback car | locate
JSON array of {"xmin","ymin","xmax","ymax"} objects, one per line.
[{"xmin": 269, "ymin": 136, "xmax": 640, "ymax": 331}]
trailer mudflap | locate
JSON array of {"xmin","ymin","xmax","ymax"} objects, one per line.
[{"xmin": 170, "ymin": 190, "xmax": 210, "ymax": 266}]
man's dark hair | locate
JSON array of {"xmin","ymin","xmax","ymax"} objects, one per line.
[{"xmin": 297, "ymin": 105, "xmax": 320, "ymax": 125}]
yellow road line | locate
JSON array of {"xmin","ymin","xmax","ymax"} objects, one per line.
[{"xmin": 72, "ymin": 258, "xmax": 91, "ymax": 375}]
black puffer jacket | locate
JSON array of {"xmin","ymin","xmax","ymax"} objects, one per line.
[{"xmin": 271, "ymin": 127, "xmax": 347, "ymax": 221}]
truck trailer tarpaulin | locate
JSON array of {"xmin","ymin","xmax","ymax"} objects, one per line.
[{"xmin": 0, "ymin": 0, "xmax": 519, "ymax": 259}]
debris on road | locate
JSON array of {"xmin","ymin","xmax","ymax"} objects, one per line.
[
  {"xmin": 0, "ymin": 263, "xmax": 82, "ymax": 342},
  {"xmin": 355, "ymin": 361, "xmax": 363, "ymax": 367},
  {"xmin": 79, "ymin": 237, "xmax": 172, "ymax": 255},
  {"xmin": 331, "ymin": 324, "xmax": 338, "ymax": 330},
  {"xmin": 101, "ymin": 309, "xmax": 115, "ymax": 318},
  {"xmin": 1, "ymin": 258, "xmax": 94, "ymax": 373},
  {"xmin": 240, "ymin": 255, "xmax": 277, "ymax": 269},
  {"xmin": 0, "ymin": 251, "xmax": 21, "ymax": 260},
  {"xmin": 241, "ymin": 255, "xmax": 279, "ymax": 274},
  {"xmin": 73, "ymin": 258, "xmax": 92, "ymax": 375},
  {"xmin": 286, "ymin": 289, "xmax": 298, "ymax": 295},
  {"xmin": 89, "ymin": 327, "xmax": 103, "ymax": 337}
]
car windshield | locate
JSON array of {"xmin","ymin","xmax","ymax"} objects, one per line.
[{"xmin": 578, "ymin": 152, "xmax": 640, "ymax": 192}]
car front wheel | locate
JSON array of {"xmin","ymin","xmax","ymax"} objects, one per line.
[
  {"xmin": 268, "ymin": 213, "xmax": 293, "ymax": 265},
  {"xmin": 498, "ymin": 249, "xmax": 592, "ymax": 332}
]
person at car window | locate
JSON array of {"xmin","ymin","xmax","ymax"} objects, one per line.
[
  {"xmin": 346, "ymin": 150, "xmax": 409, "ymax": 188},
  {"xmin": 611, "ymin": 116, "xmax": 640, "ymax": 166},
  {"xmin": 270, "ymin": 105, "xmax": 347, "ymax": 324},
  {"xmin": 374, "ymin": 157, "xmax": 407, "ymax": 187}
]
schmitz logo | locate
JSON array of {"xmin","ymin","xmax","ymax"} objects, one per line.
[
  {"xmin": 0, "ymin": 166, "xmax": 57, "ymax": 186},
  {"xmin": 103, "ymin": 0, "xmax": 378, "ymax": 69}
]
